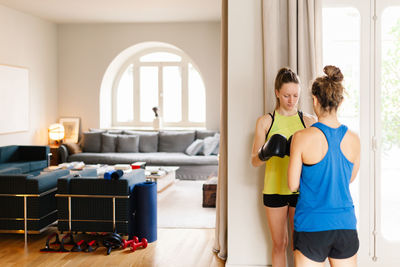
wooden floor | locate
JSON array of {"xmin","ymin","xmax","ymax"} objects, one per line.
[{"xmin": 0, "ymin": 227, "xmax": 225, "ymax": 267}]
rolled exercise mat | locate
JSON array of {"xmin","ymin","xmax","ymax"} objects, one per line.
[
  {"xmin": 104, "ymin": 170, "xmax": 124, "ymax": 180},
  {"xmin": 132, "ymin": 181, "xmax": 157, "ymax": 242}
]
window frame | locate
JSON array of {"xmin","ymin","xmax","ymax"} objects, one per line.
[{"xmin": 111, "ymin": 47, "xmax": 206, "ymax": 128}]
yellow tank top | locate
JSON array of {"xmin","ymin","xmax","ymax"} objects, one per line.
[{"xmin": 263, "ymin": 111, "xmax": 305, "ymax": 195}]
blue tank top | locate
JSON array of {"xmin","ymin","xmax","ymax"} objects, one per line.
[{"xmin": 294, "ymin": 122, "xmax": 357, "ymax": 232}]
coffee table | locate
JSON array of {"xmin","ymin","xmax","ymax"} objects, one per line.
[{"xmin": 145, "ymin": 166, "xmax": 179, "ymax": 193}]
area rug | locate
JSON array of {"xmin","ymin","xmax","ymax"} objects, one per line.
[{"xmin": 157, "ymin": 180, "xmax": 216, "ymax": 228}]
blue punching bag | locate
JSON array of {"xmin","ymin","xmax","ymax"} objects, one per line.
[{"xmin": 132, "ymin": 181, "xmax": 157, "ymax": 242}]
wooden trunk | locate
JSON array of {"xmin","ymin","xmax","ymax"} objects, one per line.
[{"xmin": 202, "ymin": 183, "xmax": 217, "ymax": 208}]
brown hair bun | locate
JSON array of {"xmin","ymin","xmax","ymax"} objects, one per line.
[
  {"xmin": 311, "ymin": 65, "xmax": 344, "ymax": 113},
  {"xmin": 323, "ymin": 65, "xmax": 343, "ymax": 82}
]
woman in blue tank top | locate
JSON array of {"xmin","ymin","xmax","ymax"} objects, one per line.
[{"xmin": 287, "ymin": 65, "xmax": 361, "ymax": 266}]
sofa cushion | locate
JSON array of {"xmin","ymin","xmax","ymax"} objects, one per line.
[
  {"xmin": 124, "ymin": 131, "xmax": 158, "ymax": 152},
  {"xmin": 64, "ymin": 142, "xmax": 82, "ymax": 155},
  {"xmin": 101, "ymin": 133, "xmax": 118, "ymax": 152},
  {"xmin": 0, "ymin": 162, "xmax": 31, "ymax": 173},
  {"xmin": 196, "ymin": 130, "xmax": 218, "ymax": 140},
  {"xmin": 159, "ymin": 131, "xmax": 195, "ymax": 152},
  {"xmin": 26, "ymin": 169, "xmax": 70, "ymax": 194},
  {"xmin": 0, "ymin": 167, "xmax": 22, "ymax": 174},
  {"xmin": 117, "ymin": 135, "xmax": 139, "ymax": 153},
  {"xmin": 185, "ymin": 139, "xmax": 204, "ymax": 156},
  {"xmin": 82, "ymin": 132, "xmax": 103, "ymax": 152},
  {"xmin": 29, "ymin": 160, "xmax": 48, "ymax": 172}
]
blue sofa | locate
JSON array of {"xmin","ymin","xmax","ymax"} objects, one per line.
[
  {"xmin": 0, "ymin": 145, "xmax": 69, "ymax": 234},
  {"xmin": 0, "ymin": 145, "xmax": 50, "ymax": 175}
]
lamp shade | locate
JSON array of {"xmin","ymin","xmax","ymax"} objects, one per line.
[{"xmin": 48, "ymin": 123, "xmax": 65, "ymax": 141}]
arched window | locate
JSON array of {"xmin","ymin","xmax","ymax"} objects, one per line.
[{"xmin": 112, "ymin": 47, "xmax": 206, "ymax": 128}]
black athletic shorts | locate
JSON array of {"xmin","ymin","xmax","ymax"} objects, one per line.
[
  {"xmin": 263, "ymin": 194, "xmax": 298, "ymax": 208},
  {"xmin": 293, "ymin": 230, "xmax": 359, "ymax": 262}
]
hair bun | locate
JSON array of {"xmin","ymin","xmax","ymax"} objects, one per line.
[{"xmin": 323, "ymin": 65, "xmax": 343, "ymax": 82}]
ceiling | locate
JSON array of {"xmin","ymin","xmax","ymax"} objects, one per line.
[{"xmin": 0, "ymin": 0, "xmax": 221, "ymax": 23}]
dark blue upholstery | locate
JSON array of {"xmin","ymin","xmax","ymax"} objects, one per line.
[{"xmin": 0, "ymin": 145, "xmax": 49, "ymax": 173}]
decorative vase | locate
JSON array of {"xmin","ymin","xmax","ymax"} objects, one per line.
[{"xmin": 153, "ymin": 117, "xmax": 162, "ymax": 130}]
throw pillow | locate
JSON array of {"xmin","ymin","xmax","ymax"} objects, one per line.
[
  {"xmin": 82, "ymin": 132, "xmax": 103, "ymax": 152},
  {"xmin": 159, "ymin": 131, "xmax": 195, "ymax": 152},
  {"xmin": 117, "ymin": 135, "xmax": 139, "ymax": 152},
  {"xmin": 212, "ymin": 133, "xmax": 220, "ymax": 155},
  {"xmin": 101, "ymin": 133, "xmax": 118, "ymax": 152},
  {"xmin": 185, "ymin": 139, "xmax": 204, "ymax": 156},
  {"xmin": 63, "ymin": 142, "xmax": 82, "ymax": 155},
  {"xmin": 124, "ymin": 131, "xmax": 158, "ymax": 152},
  {"xmin": 203, "ymin": 133, "xmax": 220, "ymax": 156}
]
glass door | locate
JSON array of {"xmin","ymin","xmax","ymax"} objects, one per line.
[{"xmin": 376, "ymin": 0, "xmax": 400, "ymax": 264}]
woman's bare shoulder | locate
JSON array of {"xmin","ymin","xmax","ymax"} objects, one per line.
[
  {"xmin": 256, "ymin": 113, "xmax": 273, "ymax": 130},
  {"xmin": 345, "ymin": 128, "xmax": 361, "ymax": 145}
]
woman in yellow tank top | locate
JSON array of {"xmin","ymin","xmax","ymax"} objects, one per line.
[{"xmin": 251, "ymin": 68, "xmax": 316, "ymax": 267}]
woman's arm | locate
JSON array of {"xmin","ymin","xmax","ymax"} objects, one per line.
[
  {"xmin": 288, "ymin": 131, "xmax": 304, "ymax": 192},
  {"xmin": 251, "ymin": 115, "xmax": 272, "ymax": 167}
]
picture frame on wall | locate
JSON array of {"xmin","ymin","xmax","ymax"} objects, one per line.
[{"xmin": 59, "ymin": 117, "xmax": 80, "ymax": 143}]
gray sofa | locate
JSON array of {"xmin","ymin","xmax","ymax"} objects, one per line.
[{"xmin": 58, "ymin": 129, "xmax": 219, "ymax": 180}]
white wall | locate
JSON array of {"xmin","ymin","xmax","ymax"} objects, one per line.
[
  {"xmin": 227, "ymin": 0, "xmax": 272, "ymax": 266},
  {"xmin": 58, "ymin": 22, "xmax": 221, "ymax": 132},
  {"xmin": 0, "ymin": 5, "xmax": 58, "ymax": 146}
]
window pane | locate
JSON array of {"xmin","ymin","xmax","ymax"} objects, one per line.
[
  {"xmin": 140, "ymin": 66, "xmax": 158, "ymax": 122},
  {"xmin": 188, "ymin": 64, "xmax": 205, "ymax": 122},
  {"xmin": 163, "ymin": 66, "xmax": 182, "ymax": 122},
  {"xmin": 140, "ymin": 52, "xmax": 181, "ymax": 62},
  {"xmin": 380, "ymin": 7, "xmax": 400, "ymax": 241},
  {"xmin": 116, "ymin": 64, "xmax": 133, "ymax": 122},
  {"xmin": 322, "ymin": 7, "xmax": 360, "ymax": 220}
]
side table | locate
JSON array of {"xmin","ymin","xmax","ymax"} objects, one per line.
[{"xmin": 49, "ymin": 146, "xmax": 60, "ymax": 166}]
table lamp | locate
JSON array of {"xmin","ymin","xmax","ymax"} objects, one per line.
[{"xmin": 48, "ymin": 123, "xmax": 65, "ymax": 145}]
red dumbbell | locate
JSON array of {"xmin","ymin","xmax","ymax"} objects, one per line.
[
  {"xmin": 121, "ymin": 236, "xmax": 139, "ymax": 249},
  {"xmin": 130, "ymin": 238, "xmax": 148, "ymax": 252}
]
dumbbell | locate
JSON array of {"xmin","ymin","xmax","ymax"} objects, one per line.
[
  {"xmin": 121, "ymin": 236, "xmax": 139, "ymax": 249},
  {"xmin": 85, "ymin": 240, "xmax": 99, "ymax": 252},
  {"xmin": 130, "ymin": 238, "xmax": 148, "ymax": 252}
]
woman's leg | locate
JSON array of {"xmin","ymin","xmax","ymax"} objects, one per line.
[
  {"xmin": 265, "ymin": 206, "xmax": 289, "ymax": 267},
  {"xmin": 288, "ymin": 206, "xmax": 296, "ymax": 249},
  {"xmin": 294, "ymin": 250, "xmax": 325, "ymax": 267},
  {"xmin": 328, "ymin": 254, "xmax": 357, "ymax": 267}
]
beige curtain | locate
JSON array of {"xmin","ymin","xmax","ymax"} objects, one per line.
[
  {"xmin": 213, "ymin": 0, "xmax": 228, "ymax": 261},
  {"xmin": 262, "ymin": 0, "xmax": 322, "ymax": 114}
]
